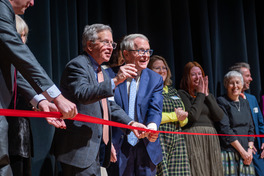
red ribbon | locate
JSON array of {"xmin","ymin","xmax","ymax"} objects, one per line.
[{"xmin": 1, "ymin": 109, "xmax": 264, "ymax": 137}]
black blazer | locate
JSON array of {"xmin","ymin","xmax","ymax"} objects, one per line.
[
  {"xmin": 53, "ymin": 53, "xmax": 132, "ymax": 168},
  {"xmin": 0, "ymin": 0, "xmax": 54, "ymax": 109}
]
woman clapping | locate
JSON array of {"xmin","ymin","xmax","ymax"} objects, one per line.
[{"xmin": 178, "ymin": 61, "xmax": 224, "ymax": 176}]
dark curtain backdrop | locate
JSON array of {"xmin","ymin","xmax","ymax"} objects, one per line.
[{"xmin": 20, "ymin": 0, "xmax": 264, "ymax": 175}]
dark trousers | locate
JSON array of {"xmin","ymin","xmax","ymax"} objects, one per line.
[
  {"xmin": 10, "ymin": 155, "xmax": 31, "ymax": 176},
  {"xmin": 253, "ymin": 149, "xmax": 264, "ymax": 176},
  {"xmin": 0, "ymin": 117, "xmax": 13, "ymax": 176},
  {"xmin": 59, "ymin": 152, "xmax": 101, "ymax": 176},
  {"xmin": 109, "ymin": 139, "xmax": 156, "ymax": 176}
]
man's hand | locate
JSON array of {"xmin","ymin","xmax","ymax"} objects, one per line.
[
  {"xmin": 53, "ymin": 94, "xmax": 77, "ymax": 119},
  {"xmin": 113, "ymin": 64, "xmax": 137, "ymax": 86},
  {"xmin": 130, "ymin": 122, "xmax": 148, "ymax": 139},
  {"xmin": 147, "ymin": 130, "xmax": 159, "ymax": 142},
  {"xmin": 110, "ymin": 143, "xmax": 117, "ymax": 163},
  {"xmin": 38, "ymin": 100, "xmax": 67, "ymax": 129},
  {"xmin": 261, "ymin": 143, "xmax": 264, "ymax": 158},
  {"xmin": 252, "ymin": 145, "xmax": 257, "ymax": 155}
]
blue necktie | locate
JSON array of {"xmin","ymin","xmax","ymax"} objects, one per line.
[{"xmin": 127, "ymin": 78, "xmax": 138, "ymax": 146}]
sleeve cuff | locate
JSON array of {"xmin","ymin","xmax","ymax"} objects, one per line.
[
  {"xmin": 161, "ymin": 112, "xmax": 177, "ymax": 124},
  {"xmin": 147, "ymin": 123, "xmax": 157, "ymax": 130},
  {"xmin": 30, "ymin": 94, "xmax": 46, "ymax": 109},
  {"xmin": 42, "ymin": 84, "xmax": 61, "ymax": 101},
  {"xmin": 108, "ymin": 96, "xmax": 115, "ymax": 102},
  {"xmin": 128, "ymin": 121, "xmax": 133, "ymax": 125},
  {"xmin": 111, "ymin": 79, "xmax": 116, "ymax": 90},
  {"xmin": 179, "ymin": 118, "xmax": 188, "ymax": 127}
]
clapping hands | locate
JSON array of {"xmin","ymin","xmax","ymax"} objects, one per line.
[
  {"xmin": 196, "ymin": 76, "xmax": 209, "ymax": 96},
  {"xmin": 175, "ymin": 108, "xmax": 188, "ymax": 121}
]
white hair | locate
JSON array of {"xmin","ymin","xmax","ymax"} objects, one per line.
[
  {"xmin": 120, "ymin": 33, "xmax": 149, "ymax": 51},
  {"xmin": 223, "ymin": 71, "xmax": 244, "ymax": 89}
]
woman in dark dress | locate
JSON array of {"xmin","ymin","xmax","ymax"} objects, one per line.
[
  {"xmin": 217, "ymin": 71, "xmax": 255, "ymax": 176},
  {"xmin": 178, "ymin": 61, "xmax": 224, "ymax": 176}
]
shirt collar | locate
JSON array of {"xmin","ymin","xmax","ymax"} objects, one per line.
[{"xmin": 87, "ymin": 53, "xmax": 100, "ymax": 72}]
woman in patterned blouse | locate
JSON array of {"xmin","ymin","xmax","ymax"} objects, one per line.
[{"xmin": 148, "ymin": 55, "xmax": 191, "ymax": 176}]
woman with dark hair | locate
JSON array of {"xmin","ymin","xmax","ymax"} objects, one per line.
[
  {"xmin": 217, "ymin": 71, "xmax": 255, "ymax": 175},
  {"xmin": 178, "ymin": 61, "xmax": 224, "ymax": 176},
  {"xmin": 148, "ymin": 55, "xmax": 191, "ymax": 176}
]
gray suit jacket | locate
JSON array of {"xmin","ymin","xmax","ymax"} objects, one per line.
[
  {"xmin": 53, "ymin": 53, "xmax": 132, "ymax": 168},
  {"xmin": 0, "ymin": 0, "xmax": 54, "ymax": 110},
  {"xmin": 1, "ymin": 0, "xmax": 52, "ymax": 173}
]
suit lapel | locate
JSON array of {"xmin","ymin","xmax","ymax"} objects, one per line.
[
  {"xmin": 136, "ymin": 69, "xmax": 149, "ymax": 120},
  {"xmin": 86, "ymin": 54, "xmax": 98, "ymax": 84},
  {"xmin": 86, "ymin": 54, "xmax": 105, "ymax": 117},
  {"xmin": 119, "ymin": 81, "xmax": 129, "ymax": 114},
  {"xmin": 137, "ymin": 69, "xmax": 149, "ymax": 105}
]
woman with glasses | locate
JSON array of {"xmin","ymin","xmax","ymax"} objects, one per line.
[
  {"xmin": 148, "ymin": 55, "xmax": 191, "ymax": 176},
  {"xmin": 178, "ymin": 61, "xmax": 224, "ymax": 176}
]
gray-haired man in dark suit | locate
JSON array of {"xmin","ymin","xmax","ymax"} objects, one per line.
[{"xmin": 53, "ymin": 24, "xmax": 148, "ymax": 176}]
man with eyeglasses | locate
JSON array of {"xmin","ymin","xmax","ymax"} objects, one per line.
[
  {"xmin": 107, "ymin": 34, "xmax": 163, "ymax": 176},
  {"xmin": 53, "ymin": 24, "xmax": 148, "ymax": 176}
]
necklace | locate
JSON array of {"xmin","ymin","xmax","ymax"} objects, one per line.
[{"xmin": 234, "ymin": 101, "xmax": 240, "ymax": 111}]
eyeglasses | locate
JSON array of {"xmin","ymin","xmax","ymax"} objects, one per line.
[
  {"xmin": 96, "ymin": 40, "xmax": 117, "ymax": 49},
  {"xmin": 129, "ymin": 49, "xmax": 153, "ymax": 56},
  {"xmin": 152, "ymin": 66, "xmax": 168, "ymax": 71}
]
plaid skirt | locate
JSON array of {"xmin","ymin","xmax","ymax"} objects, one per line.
[
  {"xmin": 222, "ymin": 151, "xmax": 255, "ymax": 176},
  {"xmin": 157, "ymin": 122, "xmax": 191, "ymax": 176}
]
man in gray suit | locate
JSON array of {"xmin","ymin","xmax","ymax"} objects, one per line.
[
  {"xmin": 53, "ymin": 24, "xmax": 147, "ymax": 176},
  {"xmin": 0, "ymin": 0, "xmax": 77, "ymax": 175}
]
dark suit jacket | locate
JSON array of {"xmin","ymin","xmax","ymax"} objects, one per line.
[
  {"xmin": 0, "ymin": 0, "xmax": 54, "ymax": 110},
  {"xmin": 53, "ymin": 53, "xmax": 132, "ymax": 168},
  {"xmin": 245, "ymin": 93, "xmax": 264, "ymax": 149},
  {"xmin": 112, "ymin": 68, "xmax": 163, "ymax": 165}
]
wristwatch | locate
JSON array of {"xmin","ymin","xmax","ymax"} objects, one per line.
[{"xmin": 248, "ymin": 145, "xmax": 253, "ymax": 149}]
